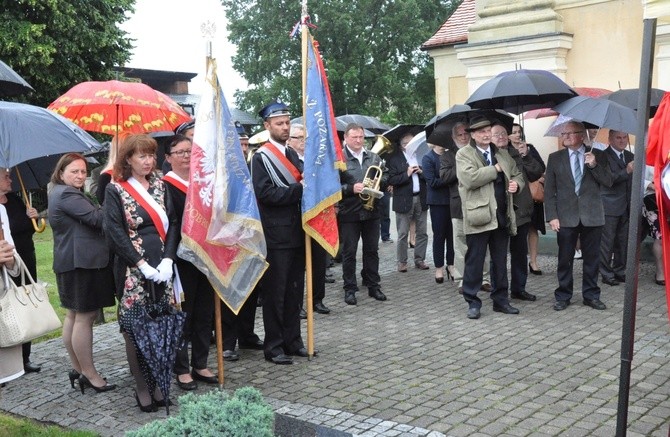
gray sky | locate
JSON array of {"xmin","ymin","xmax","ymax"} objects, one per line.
[{"xmin": 120, "ymin": 0, "xmax": 246, "ymax": 102}]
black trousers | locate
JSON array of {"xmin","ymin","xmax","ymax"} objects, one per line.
[
  {"xmin": 509, "ymin": 222, "xmax": 530, "ymax": 294},
  {"xmin": 463, "ymin": 227, "xmax": 510, "ymax": 309},
  {"xmin": 429, "ymin": 204, "xmax": 454, "ymax": 268},
  {"xmin": 262, "ymin": 247, "xmax": 305, "ymax": 358},
  {"xmin": 174, "ymin": 261, "xmax": 215, "ymax": 374},
  {"xmin": 218, "ymin": 284, "xmax": 261, "ymax": 351},
  {"xmin": 308, "ymin": 240, "xmax": 328, "ymax": 303},
  {"xmin": 339, "ymin": 218, "xmax": 381, "ymax": 293},
  {"xmin": 599, "ymin": 213, "xmax": 628, "ymax": 280},
  {"xmin": 555, "ymin": 223, "xmax": 602, "ymax": 302}
]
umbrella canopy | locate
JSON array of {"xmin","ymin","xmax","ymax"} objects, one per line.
[
  {"xmin": 425, "ymin": 105, "xmax": 515, "ymax": 137},
  {"xmin": 48, "ymin": 80, "xmax": 192, "ymax": 135},
  {"xmin": 552, "ymin": 96, "xmax": 637, "ymax": 134},
  {"xmin": 382, "ymin": 124, "xmax": 424, "ymax": 146},
  {"xmin": 544, "ymin": 114, "xmax": 600, "ymax": 137},
  {"xmin": 602, "ymin": 88, "xmax": 666, "ymax": 118},
  {"xmin": 0, "ymin": 101, "xmax": 102, "ymax": 168},
  {"xmin": 291, "ymin": 116, "xmax": 375, "ymax": 137},
  {"xmin": 525, "ymin": 87, "xmax": 612, "ymax": 119},
  {"xmin": 465, "ymin": 69, "xmax": 577, "ymax": 114},
  {"xmin": 336, "ymin": 114, "xmax": 391, "ymax": 133},
  {"xmin": 12, "ymin": 155, "xmax": 99, "ymax": 192},
  {"xmin": 0, "ymin": 60, "xmax": 34, "ymax": 97},
  {"xmin": 127, "ymin": 282, "xmax": 185, "ymax": 415},
  {"xmin": 405, "ymin": 131, "xmax": 429, "ymax": 163}
]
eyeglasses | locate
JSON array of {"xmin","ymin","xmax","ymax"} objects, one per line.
[
  {"xmin": 169, "ymin": 149, "xmax": 192, "ymax": 157},
  {"xmin": 560, "ymin": 131, "xmax": 584, "ymax": 137},
  {"xmin": 290, "ymin": 136, "xmax": 305, "ymax": 142}
]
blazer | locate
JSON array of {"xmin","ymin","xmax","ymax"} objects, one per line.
[
  {"xmin": 421, "ymin": 150, "xmax": 450, "ymax": 206},
  {"xmin": 337, "ymin": 146, "xmax": 388, "ymax": 222},
  {"xmin": 439, "ymin": 147, "xmax": 462, "ymax": 219},
  {"xmin": 506, "ymin": 146, "xmax": 544, "ymax": 226},
  {"xmin": 456, "ymin": 143, "xmax": 524, "ymax": 236},
  {"xmin": 601, "ymin": 146, "xmax": 634, "ymax": 216},
  {"xmin": 387, "ymin": 149, "xmax": 427, "ymax": 213},
  {"xmin": 48, "ymin": 184, "xmax": 109, "ymax": 273},
  {"xmin": 251, "ymin": 143, "xmax": 304, "ymax": 249},
  {"xmin": 544, "ymin": 146, "xmax": 613, "ymax": 227}
]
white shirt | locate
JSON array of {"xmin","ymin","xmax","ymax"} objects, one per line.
[{"xmin": 346, "ymin": 144, "xmax": 365, "ymax": 166}]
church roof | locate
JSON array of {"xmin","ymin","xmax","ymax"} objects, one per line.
[{"xmin": 421, "ymin": 0, "xmax": 476, "ymax": 50}]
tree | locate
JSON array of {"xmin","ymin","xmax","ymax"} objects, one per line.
[
  {"xmin": 0, "ymin": 0, "xmax": 135, "ymax": 107},
  {"xmin": 222, "ymin": 0, "xmax": 462, "ymax": 124}
]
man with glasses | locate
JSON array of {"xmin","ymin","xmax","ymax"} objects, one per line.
[
  {"xmin": 544, "ymin": 121, "xmax": 612, "ymax": 311},
  {"xmin": 456, "ymin": 115, "xmax": 524, "ymax": 319}
]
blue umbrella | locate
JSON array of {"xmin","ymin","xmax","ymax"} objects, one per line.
[{"xmin": 0, "ymin": 59, "xmax": 34, "ymax": 97}]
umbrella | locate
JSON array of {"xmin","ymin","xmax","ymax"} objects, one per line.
[
  {"xmin": 465, "ymin": 69, "xmax": 577, "ymax": 114},
  {"xmin": 543, "ymin": 114, "xmax": 600, "ymax": 137},
  {"xmin": 0, "ymin": 101, "xmax": 102, "ymax": 168},
  {"xmin": 602, "ymin": 88, "xmax": 666, "ymax": 118},
  {"xmin": 381, "ymin": 124, "xmax": 424, "ymax": 145},
  {"xmin": 291, "ymin": 116, "xmax": 375, "ymax": 137},
  {"xmin": 405, "ymin": 131, "xmax": 429, "ymax": 163},
  {"xmin": 128, "ymin": 281, "xmax": 186, "ymax": 415},
  {"xmin": 525, "ymin": 87, "xmax": 613, "ymax": 119},
  {"xmin": 48, "ymin": 80, "xmax": 192, "ymax": 135},
  {"xmin": 0, "ymin": 59, "xmax": 34, "ymax": 97},
  {"xmin": 11, "ymin": 155, "xmax": 99, "ymax": 192},
  {"xmin": 425, "ymin": 105, "xmax": 514, "ymax": 137},
  {"xmin": 336, "ymin": 114, "xmax": 391, "ymax": 133},
  {"xmin": 552, "ymin": 96, "xmax": 637, "ymax": 134}
]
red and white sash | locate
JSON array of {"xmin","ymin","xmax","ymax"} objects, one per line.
[
  {"xmin": 118, "ymin": 177, "xmax": 169, "ymax": 241},
  {"xmin": 163, "ymin": 171, "xmax": 188, "ymax": 194}
]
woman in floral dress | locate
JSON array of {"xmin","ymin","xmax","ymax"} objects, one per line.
[{"xmin": 103, "ymin": 134, "xmax": 178, "ymax": 413}]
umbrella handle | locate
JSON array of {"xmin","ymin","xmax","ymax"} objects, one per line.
[{"xmin": 14, "ymin": 167, "xmax": 46, "ymax": 233}]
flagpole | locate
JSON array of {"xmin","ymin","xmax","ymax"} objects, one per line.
[{"xmin": 301, "ymin": 0, "xmax": 316, "ymax": 359}]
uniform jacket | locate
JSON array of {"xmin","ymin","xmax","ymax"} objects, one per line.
[
  {"xmin": 48, "ymin": 184, "xmax": 109, "ymax": 273},
  {"xmin": 251, "ymin": 143, "xmax": 304, "ymax": 249},
  {"xmin": 337, "ymin": 146, "xmax": 388, "ymax": 222},
  {"xmin": 456, "ymin": 143, "xmax": 525, "ymax": 236},
  {"xmin": 601, "ymin": 146, "xmax": 634, "ymax": 217},
  {"xmin": 387, "ymin": 149, "xmax": 427, "ymax": 213},
  {"xmin": 544, "ymin": 146, "xmax": 613, "ymax": 227}
]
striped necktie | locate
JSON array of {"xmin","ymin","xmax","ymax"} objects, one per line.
[{"xmin": 573, "ymin": 150, "xmax": 582, "ymax": 194}]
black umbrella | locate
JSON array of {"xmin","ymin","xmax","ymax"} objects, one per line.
[
  {"xmin": 336, "ymin": 114, "xmax": 391, "ymax": 133},
  {"xmin": 552, "ymin": 96, "xmax": 637, "ymax": 134},
  {"xmin": 127, "ymin": 281, "xmax": 186, "ymax": 415},
  {"xmin": 465, "ymin": 69, "xmax": 577, "ymax": 114},
  {"xmin": 602, "ymin": 88, "xmax": 665, "ymax": 118},
  {"xmin": 291, "ymin": 116, "xmax": 375, "ymax": 138},
  {"xmin": 425, "ymin": 105, "xmax": 515, "ymax": 136},
  {"xmin": 0, "ymin": 59, "xmax": 34, "ymax": 97},
  {"xmin": 382, "ymin": 124, "xmax": 424, "ymax": 146}
]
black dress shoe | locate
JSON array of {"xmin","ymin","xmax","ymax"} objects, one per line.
[
  {"xmin": 511, "ymin": 290, "xmax": 537, "ymax": 301},
  {"xmin": 655, "ymin": 278, "xmax": 666, "ymax": 286},
  {"xmin": 289, "ymin": 347, "xmax": 318, "ymax": 357},
  {"xmin": 492, "ymin": 303, "xmax": 520, "ymax": 314},
  {"xmin": 192, "ymin": 370, "xmax": 218, "ymax": 384},
  {"xmin": 24, "ymin": 361, "xmax": 41, "ymax": 373},
  {"xmin": 467, "ymin": 307, "xmax": 480, "ymax": 319},
  {"xmin": 265, "ymin": 354, "xmax": 293, "ymax": 365},
  {"xmin": 223, "ymin": 350, "xmax": 240, "ymax": 362},
  {"xmin": 239, "ymin": 338, "xmax": 264, "ymax": 350},
  {"xmin": 300, "ymin": 308, "xmax": 307, "ymax": 319},
  {"xmin": 602, "ymin": 276, "xmax": 620, "ymax": 286},
  {"xmin": 314, "ymin": 302, "xmax": 331, "ymax": 314},
  {"xmin": 176, "ymin": 375, "xmax": 198, "ymax": 391},
  {"xmin": 480, "ymin": 283, "xmax": 493, "ymax": 292},
  {"xmin": 583, "ymin": 298, "xmax": 607, "ymax": 310},
  {"xmin": 344, "ymin": 291, "xmax": 357, "ymax": 305},
  {"xmin": 368, "ymin": 289, "xmax": 387, "ymax": 301},
  {"xmin": 553, "ymin": 300, "xmax": 570, "ymax": 311},
  {"xmin": 614, "ymin": 274, "xmax": 626, "ymax": 282}
]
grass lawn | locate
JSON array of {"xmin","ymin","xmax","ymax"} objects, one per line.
[{"xmin": 0, "ymin": 413, "xmax": 98, "ymax": 437}]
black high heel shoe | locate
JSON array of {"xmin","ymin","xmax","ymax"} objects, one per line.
[
  {"xmin": 68, "ymin": 369, "xmax": 80, "ymax": 389},
  {"xmin": 78, "ymin": 375, "xmax": 116, "ymax": 394},
  {"xmin": 528, "ymin": 262, "xmax": 543, "ymax": 275},
  {"xmin": 446, "ymin": 266, "xmax": 455, "ymax": 282},
  {"xmin": 135, "ymin": 390, "xmax": 157, "ymax": 413}
]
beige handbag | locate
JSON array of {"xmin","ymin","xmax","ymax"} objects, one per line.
[{"xmin": 0, "ymin": 254, "xmax": 61, "ymax": 347}]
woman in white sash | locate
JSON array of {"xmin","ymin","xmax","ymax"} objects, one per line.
[{"xmin": 103, "ymin": 135, "xmax": 178, "ymax": 413}]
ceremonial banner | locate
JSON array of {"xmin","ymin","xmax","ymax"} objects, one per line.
[
  {"xmin": 178, "ymin": 59, "xmax": 267, "ymax": 314},
  {"xmin": 301, "ymin": 32, "xmax": 345, "ymax": 257},
  {"xmin": 646, "ymin": 91, "xmax": 670, "ymax": 323}
]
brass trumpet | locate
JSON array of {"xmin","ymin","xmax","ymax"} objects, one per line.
[
  {"xmin": 370, "ymin": 135, "xmax": 393, "ymax": 156},
  {"xmin": 359, "ymin": 165, "xmax": 384, "ymax": 211}
]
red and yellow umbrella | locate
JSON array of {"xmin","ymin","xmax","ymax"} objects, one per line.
[{"xmin": 47, "ymin": 80, "xmax": 192, "ymax": 135}]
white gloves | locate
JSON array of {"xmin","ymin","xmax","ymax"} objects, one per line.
[
  {"xmin": 138, "ymin": 262, "xmax": 160, "ymax": 282},
  {"xmin": 156, "ymin": 258, "xmax": 174, "ymax": 283}
]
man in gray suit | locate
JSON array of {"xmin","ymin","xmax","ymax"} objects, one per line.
[
  {"xmin": 544, "ymin": 121, "xmax": 612, "ymax": 311},
  {"xmin": 599, "ymin": 130, "xmax": 634, "ymax": 286}
]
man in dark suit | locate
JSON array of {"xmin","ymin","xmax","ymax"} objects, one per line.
[
  {"xmin": 387, "ymin": 132, "xmax": 429, "ymax": 272},
  {"xmin": 544, "ymin": 121, "xmax": 612, "ymax": 311},
  {"xmin": 599, "ymin": 130, "xmax": 634, "ymax": 286},
  {"xmin": 251, "ymin": 100, "xmax": 307, "ymax": 364}
]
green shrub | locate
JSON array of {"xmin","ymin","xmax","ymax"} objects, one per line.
[{"xmin": 126, "ymin": 387, "xmax": 274, "ymax": 437}]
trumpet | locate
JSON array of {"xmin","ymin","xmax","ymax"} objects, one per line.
[{"xmin": 359, "ymin": 165, "xmax": 384, "ymax": 211}]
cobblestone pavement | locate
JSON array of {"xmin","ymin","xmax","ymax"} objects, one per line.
[{"xmin": 1, "ymin": 234, "xmax": 669, "ymax": 436}]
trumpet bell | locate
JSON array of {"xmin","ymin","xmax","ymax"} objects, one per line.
[{"xmin": 371, "ymin": 135, "xmax": 393, "ymax": 156}]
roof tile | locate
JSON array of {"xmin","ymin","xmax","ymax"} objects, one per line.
[{"xmin": 422, "ymin": 0, "xmax": 476, "ymax": 50}]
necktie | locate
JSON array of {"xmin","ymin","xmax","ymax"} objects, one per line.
[
  {"xmin": 573, "ymin": 150, "xmax": 582, "ymax": 194},
  {"xmin": 619, "ymin": 152, "xmax": 625, "ymax": 165},
  {"xmin": 483, "ymin": 150, "xmax": 490, "ymax": 166}
]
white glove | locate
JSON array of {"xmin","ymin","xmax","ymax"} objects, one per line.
[
  {"xmin": 138, "ymin": 262, "xmax": 160, "ymax": 282},
  {"xmin": 156, "ymin": 258, "xmax": 174, "ymax": 283}
]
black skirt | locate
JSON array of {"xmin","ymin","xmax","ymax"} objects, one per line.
[
  {"xmin": 530, "ymin": 201, "xmax": 546, "ymax": 234},
  {"xmin": 57, "ymin": 266, "xmax": 116, "ymax": 312}
]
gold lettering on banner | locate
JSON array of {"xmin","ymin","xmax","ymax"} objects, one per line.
[{"xmin": 185, "ymin": 202, "xmax": 209, "ymax": 230}]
